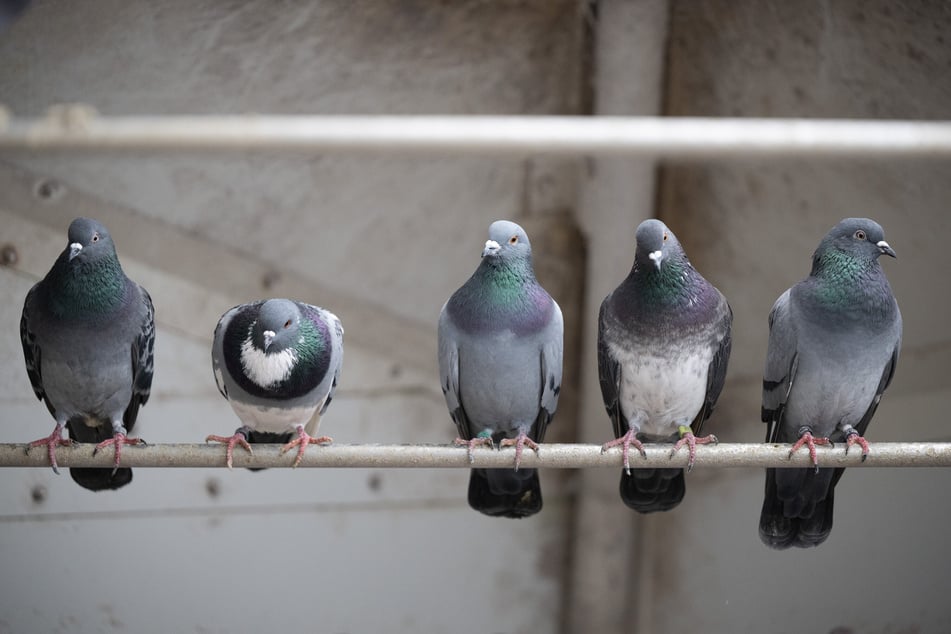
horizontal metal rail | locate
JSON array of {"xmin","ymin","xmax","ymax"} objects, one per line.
[
  {"xmin": 1, "ymin": 108, "xmax": 951, "ymax": 157},
  {"xmin": 0, "ymin": 442, "xmax": 949, "ymax": 469}
]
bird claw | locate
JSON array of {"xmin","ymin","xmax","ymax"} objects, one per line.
[
  {"xmin": 26, "ymin": 426, "xmax": 71, "ymax": 475},
  {"xmin": 206, "ymin": 432, "xmax": 254, "ymax": 469},
  {"xmin": 280, "ymin": 428, "xmax": 332, "ymax": 468},
  {"xmin": 788, "ymin": 430, "xmax": 833, "ymax": 473},
  {"xmin": 94, "ymin": 433, "xmax": 144, "ymax": 476},
  {"xmin": 454, "ymin": 436, "xmax": 495, "ymax": 463},
  {"xmin": 845, "ymin": 431, "xmax": 871, "ymax": 462},
  {"xmin": 669, "ymin": 429, "xmax": 718, "ymax": 472},
  {"xmin": 499, "ymin": 432, "xmax": 539, "ymax": 472},
  {"xmin": 601, "ymin": 429, "xmax": 646, "ymax": 476}
]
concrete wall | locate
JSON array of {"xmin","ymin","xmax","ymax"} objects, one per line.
[
  {"xmin": 1, "ymin": 1, "xmax": 949, "ymax": 633},
  {"xmin": 646, "ymin": 1, "xmax": 951, "ymax": 632},
  {"xmin": 0, "ymin": 2, "xmax": 586, "ymax": 633}
]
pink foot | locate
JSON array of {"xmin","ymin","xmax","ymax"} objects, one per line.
[
  {"xmin": 206, "ymin": 432, "xmax": 253, "ymax": 469},
  {"xmin": 499, "ymin": 432, "xmax": 539, "ymax": 472},
  {"xmin": 26, "ymin": 424, "xmax": 71, "ymax": 474},
  {"xmin": 602, "ymin": 429, "xmax": 647, "ymax": 475},
  {"xmin": 670, "ymin": 427, "xmax": 718, "ymax": 472},
  {"xmin": 788, "ymin": 429, "xmax": 833, "ymax": 472},
  {"xmin": 94, "ymin": 433, "xmax": 145, "ymax": 474},
  {"xmin": 280, "ymin": 427, "xmax": 332, "ymax": 468},
  {"xmin": 845, "ymin": 431, "xmax": 871, "ymax": 462},
  {"xmin": 454, "ymin": 435, "xmax": 495, "ymax": 463}
]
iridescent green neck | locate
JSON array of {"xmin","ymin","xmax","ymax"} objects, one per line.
[
  {"xmin": 448, "ymin": 254, "xmax": 553, "ymax": 335},
  {"xmin": 49, "ymin": 255, "xmax": 125, "ymax": 318},
  {"xmin": 476, "ymin": 256, "xmax": 537, "ymax": 305},
  {"xmin": 631, "ymin": 256, "xmax": 690, "ymax": 305},
  {"xmin": 294, "ymin": 315, "xmax": 327, "ymax": 365},
  {"xmin": 810, "ymin": 249, "xmax": 879, "ymax": 307}
]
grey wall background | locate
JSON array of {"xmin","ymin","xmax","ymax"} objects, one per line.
[{"xmin": 1, "ymin": 1, "xmax": 949, "ymax": 633}]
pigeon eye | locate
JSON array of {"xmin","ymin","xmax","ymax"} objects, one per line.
[
  {"xmin": 283, "ymin": 319, "xmax": 292, "ymax": 329},
  {"xmin": 91, "ymin": 233, "xmax": 100, "ymax": 243},
  {"xmin": 854, "ymin": 230, "xmax": 867, "ymax": 240},
  {"xmin": 508, "ymin": 235, "xmax": 519, "ymax": 245},
  {"xmin": 663, "ymin": 232, "xmax": 669, "ymax": 242}
]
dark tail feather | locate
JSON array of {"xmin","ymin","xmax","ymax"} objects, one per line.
[
  {"xmin": 65, "ymin": 418, "xmax": 132, "ymax": 492},
  {"xmin": 619, "ymin": 468, "xmax": 685, "ymax": 513},
  {"xmin": 793, "ymin": 489, "xmax": 835, "ymax": 548},
  {"xmin": 759, "ymin": 467, "xmax": 837, "ymax": 549},
  {"xmin": 468, "ymin": 468, "xmax": 542, "ymax": 518},
  {"xmin": 759, "ymin": 468, "xmax": 797, "ymax": 549},
  {"xmin": 243, "ymin": 430, "xmax": 295, "ymax": 472},
  {"xmin": 69, "ymin": 466, "xmax": 133, "ymax": 491}
]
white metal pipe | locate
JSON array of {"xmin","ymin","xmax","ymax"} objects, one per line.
[
  {"xmin": 2, "ymin": 108, "xmax": 951, "ymax": 157},
  {"xmin": 1, "ymin": 442, "xmax": 950, "ymax": 469}
]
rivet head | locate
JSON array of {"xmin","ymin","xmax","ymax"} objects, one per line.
[
  {"xmin": 205, "ymin": 477, "xmax": 221, "ymax": 498},
  {"xmin": 34, "ymin": 179, "xmax": 63, "ymax": 200},
  {"xmin": 261, "ymin": 270, "xmax": 281, "ymax": 290},
  {"xmin": 0, "ymin": 244, "xmax": 17, "ymax": 267},
  {"xmin": 31, "ymin": 484, "xmax": 47, "ymax": 504}
]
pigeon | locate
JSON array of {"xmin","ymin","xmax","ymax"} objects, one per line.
[
  {"xmin": 20, "ymin": 217, "xmax": 155, "ymax": 491},
  {"xmin": 759, "ymin": 218, "xmax": 902, "ymax": 549},
  {"xmin": 207, "ymin": 298, "xmax": 343, "ymax": 469},
  {"xmin": 438, "ymin": 220, "xmax": 563, "ymax": 518},
  {"xmin": 598, "ymin": 219, "xmax": 732, "ymax": 513}
]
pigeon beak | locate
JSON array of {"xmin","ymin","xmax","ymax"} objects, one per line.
[
  {"xmin": 482, "ymin": 239, "xmax": 501, "ymax": 258},
  {"xmin": 68, "ymin": 242, "xmax": 83, "ymax": 261},
  {"xmin": 877, "ymin": 240, "xmax": 897, "ymax": 258},
  {"xmin": 263, "ymin": 330, "xmax": 276, "ymax": 351},
  {"xmin": 648, "ymin": 249, "xmax": 664, "ymax": 269}
]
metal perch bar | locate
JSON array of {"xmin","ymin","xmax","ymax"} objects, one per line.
[
  {"xmin": 0, "ymin": 442, "xmax": 950, "ymax": 469},
  {"xmin": 2, "ymin": 109, "xmax": 951, "ymax": 157}
]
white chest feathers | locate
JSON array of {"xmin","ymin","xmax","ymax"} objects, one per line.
[
  {"xmin": 240, "ymin": 338, "xmax": 298, "ymax": 388},
  {"xmin": 228, "ymin": 399, "xmax": 322, "ymax": 434},
  {"xmin": 610, "ymin": 342, "xmax": 712, "ymax": 438}
]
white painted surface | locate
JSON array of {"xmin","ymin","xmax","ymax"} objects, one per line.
[
  {"xmin": 1, "ymin": 1, "xmax": 950, "ymax": 633},
  {"xmin": 0, "ymin": 2, "xmax": 581, "ymax": 633}
]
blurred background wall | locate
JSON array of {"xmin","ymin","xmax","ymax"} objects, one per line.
[{"xmin": 0, "ymin": 1, "xmax": 949, "ymax": 632}]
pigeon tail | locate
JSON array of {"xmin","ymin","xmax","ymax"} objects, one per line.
[
  {"xmin": 68, "ymin": 464, "xmax": 133, "ymax": 491},
  {"xmin": 619, "ymin": 468, "xmax": 685, "ymax": 513},
  {"xmin": 65, "ymin": 417, "xmax": 133, "ymax": 492},
  {"xmin": 243, "ymin": 429, "xmax": 296, "ymax": 472},
  {"xmin": 759, "ymin": 467, "xmax": 836, "ymax": 549},
  {"xmin": 468, "ymin": 468, "xmax": 542, "ymax": 518}
]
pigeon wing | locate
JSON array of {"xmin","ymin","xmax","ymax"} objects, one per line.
[
  {"xmin": 761, "ymin": 290, "xmax": 799, "ymax": 442},
  {"xmin": 437, "ymin": 305, "xmax": 473, "ymax": 440},
  {"xmin": 596, "ymin": 298, "xmax": 626, "ymax": 440},
  {"xmin": 123, "ymin": 285, "xmax": 155, "ymax": 428},
  {"xmin": 19, "ymin": 285, "xmax": 52, "ymax": 415},
  {"xmin": 532, "ymin": 301, "xmax": 564, "ymax": 443},
  {"xmin": 693, "ymin": 296, "xmax": 733, "ymax": 436}
]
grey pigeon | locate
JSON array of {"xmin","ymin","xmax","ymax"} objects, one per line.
[
  {"xmin": 208, "ymin": 298, "xmax": 343, "ymax": 469},
  {"xmin": 20, "ymin": 217, "xmax": 155, "ymax": 491},
  {"xmin": 759, "ymin": 218, "xmax": 901, "ymax": 549},
  {"xmin": 598, "ymin": 219, "xmax": 732, "ymax": 513},
  {"xmin": 438, "ymin": 220, "xmax": 563, "ymax": 518}
]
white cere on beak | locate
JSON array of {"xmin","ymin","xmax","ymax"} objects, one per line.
[
  {"xmin": 263, "ymin": 330, "xmax": 276, "ymax": 351},
  {"xmin": 877, "ymin": 240, "xmax": 897, "ymax": 257},
  {"xmin": 482, "ymin": 239, "xmax": 501, "ymax": 257},
  {"xmin": 68, "ymin": 243, "xmax": 83, "ymax": 261},
  {"xmin": 648, "ymin": 249, "xmax": 664, "ymax": 269}
]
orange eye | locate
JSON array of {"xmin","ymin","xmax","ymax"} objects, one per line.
[
  {"xmin": 663, "ymin": 232, "xmax": 669, "ymax": 242},
  {"xmin": 508, "ymin": 235, "xmax": 518, "ymax": 245},
  {"xmin": 854, "ymin": 230, "xmax": 866, "ymax": 240},
  {"xmin": 283, "ymin": 319, "xmax": 292, "ymax": 329}
]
